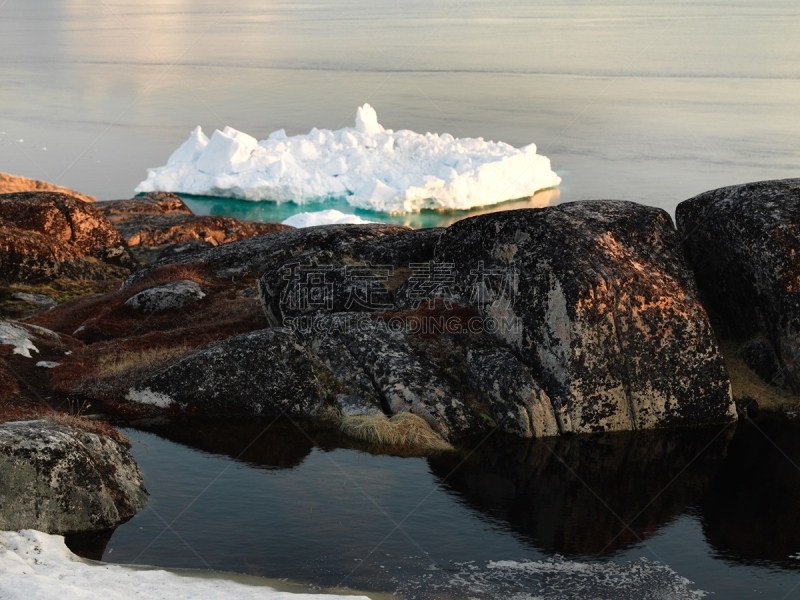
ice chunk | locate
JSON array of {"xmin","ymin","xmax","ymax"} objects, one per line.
[
  {"xmin": 135, "ymin": 104, "xmax": 561, "ymax": 213},
  {"xmin": 167, "ymin": 125, "xmax": 208, "ymax": 166},
  {"xmin": 354, "ymin": 103, "xmax": 384, "ymax": 135},
  {"xmin": 282, "ymin": 210, "xmax": 375, "ymax": 228},
  {"xmin": 195, "ymin": 127, "xmax": 258, "ymax": 174}
]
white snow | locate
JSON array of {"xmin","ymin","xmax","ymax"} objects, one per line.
[
  {"xmin": 35, "ymin": 361, "xmax": 60, "ymax": 369},
  {"xmin": 135, "ymin": 104, "xmax": 561, "ymax": 214},
  {"xmin": 0, "ymin": 322, "xmax": 39, "ymax": 358},
  {"xmin": 0, "ymin": 530, "xmax": 370, "ymax": 600},
  {"xmin": 125, "ymin": 387, "xmax": 174, "ymax": 408},
  {"xmin": 282, "ymin": 210, "xmax": 375, "ymax": 228}
]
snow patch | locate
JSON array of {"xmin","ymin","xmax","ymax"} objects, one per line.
[
  {"xmin": 0, "ymin": 322, "xmax": 39, "ymax": 358},
  {"xmin": 0, "ymin": 530, "xmax": 370, "ymax": 599},
  {"xmin": 35, "ymin": 361, "xmax": 60, "ymax": 369},
  {"xmin": 282, "ymin": 210, "xmax": 376, "ymax": 228},
  {"xmin": 126, "ymin": 388, "xmax": 174, "ymax": 408},
  {"xmin": 136, "ymin": 104, "xmax": 561, "ymax": 214}
]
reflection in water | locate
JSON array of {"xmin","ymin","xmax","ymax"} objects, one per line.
[
  {"xmin": 63, "ymin": 419, "xmax": 800, "ymax": 597},
  {"xmin": 701, "ymin": 418, "xmax": 800, "ymax": 568},
  {"xmin": 429, "ymin": 427, "xmax": 735, "ymax": 556},
  {"xmin": 180, "ymin": 188, "xmax": 560, "ymax": 229},
  {"xmin": 132, "ymin": 419, "xmax": 315, "ymax": 470}
]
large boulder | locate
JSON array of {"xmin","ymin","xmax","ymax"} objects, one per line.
[
  {"xmin": 676, "ymin": 179, "xmax": 800, "ymax": 390},
  {"xmin": 126, "ymin": 328, "xmax": 327, "ymax": 419},
  {"xmin": 424, "ymin": 201, "xmax": 735, "ymax": 433},
  {"xmin": 0, "ymin": 192, "xmax": 134, "ymax": 283},
  {"xmin": 0, "ymin": 420, "xmax": 147, "ymax": 533}
]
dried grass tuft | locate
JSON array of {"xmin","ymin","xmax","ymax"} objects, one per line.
[{"xmin": 339, "ymin": 412, "xmax": 452, "ymax": 453}]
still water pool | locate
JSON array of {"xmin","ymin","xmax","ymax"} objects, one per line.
[{"xmin": 67, "ymin": 419, "xmax": 800, "ymax": 598}]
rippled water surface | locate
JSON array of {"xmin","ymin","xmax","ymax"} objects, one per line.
[
  {"xmin": 2, "ymin": 0, "xmax": 799, "ymax": 224},
  {"xmin": 65, "ymin": 420, "xmax": 800, "ymax": 598}
]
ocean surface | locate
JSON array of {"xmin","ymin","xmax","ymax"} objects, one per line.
[{"xmin": 2, "ymin": 0, "xmax": 799, "ymax": 226}]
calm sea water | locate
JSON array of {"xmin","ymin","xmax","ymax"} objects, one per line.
[
  {"xmin": 2, "ymin": 0, "xmax": 799, "ymax": 225},
  {"xmin": 62, "ymin": 420, "xmax": 800, "ymax": 598}
]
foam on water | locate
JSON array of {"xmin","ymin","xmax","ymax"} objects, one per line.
[
  {"xmin": 395, "ymin": 557, "xmax": 707, "ymax": 599},
  {"xmin": 135, "ymin": 104, "xmax": 561, "ymax": 214}
]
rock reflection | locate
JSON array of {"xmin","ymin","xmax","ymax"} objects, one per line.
[
  {"xmin": 428, "ymin": 426, "xmax": 734, "ymax": 555},
  {"xmin": 132, "ymin": 420, "xmax": 315, "ymax": 471},
  {"xmin": 701, "ymin": 419, "xmax": 800, "ymax": 568}
]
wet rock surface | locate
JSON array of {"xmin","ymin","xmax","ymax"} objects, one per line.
[
  {"xmin": 676, "ymin": 179, "xmax": 800, "ymax": 390},
  {"xmin": 0, "ymin": 420, "xmax": 147, "ymax": 534}
]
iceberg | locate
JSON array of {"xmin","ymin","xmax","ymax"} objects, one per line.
[{"xmin": 136, "ymin": 104, "xmax": 561, "ymax": 214}]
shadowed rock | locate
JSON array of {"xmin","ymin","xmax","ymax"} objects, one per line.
[
  {"xmin": 0, "ymin": 420, "xmax": 147, "ymax": 534},
  {"xmin": 128, "ymin": 328, "xmax": 326, "ymax": 419},
  {"xmin": 676, "ymin": 179, "xmax": 800, "ymax": 390}
]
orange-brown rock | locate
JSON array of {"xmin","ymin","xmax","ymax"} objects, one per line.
[
  {"xmin": 95, "ymin": 193, "xmax": 291, "ymax": 264},
  {"xmin": 0, "ymin": 192, "xmax": 134, "ymax": 283},
  {"xmin": 0, "ymin": 172, "xmax": 95, "ymax": 203}
]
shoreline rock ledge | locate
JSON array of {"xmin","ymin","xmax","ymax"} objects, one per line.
[{"xmin": 123, "ymin": 200, "xmax": 737, "ymax": 439}]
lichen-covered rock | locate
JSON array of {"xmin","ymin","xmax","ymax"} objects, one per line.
[
  {"xmin": 676, "ymin": 179, "xmax": 800, "ymax": 390},
  {"xmin": 467, "ymin": 345, "xmax": 560, "ymax": 438},
  {"xmin": 124, "ymin": 280, "xmax": 205, "ymax": 313},
  {"xmin": 0, "ymin": 420, "xmax": 147, "ymax": 534},
  {"xmin": 127, "ymin": 328, "xmax": 326, "ymax": 418},
  {"xmin": 0, "ymin": 192, "xmax": 134, "ymax": 283},
  {"xmin": 124, "ymin": 223, "xmax": 413, "ymax": 287},
  {"xmin": 428, "ymin": 201, "xmax": 735, "ymax": 433},
  {"xmin": 298, "ymin": 314, "xmax": 482, "ymax": 440}
]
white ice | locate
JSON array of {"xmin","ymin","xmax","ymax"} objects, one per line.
[
  {"xmin": 0, "ymin": 530, "xmax": 371, "ymax": 600},
  {"xmin": 135, "ymin": 104, "xmax": 561, "ymax": 214},
  {"xmin": 282, "ymin": 210, "xmax": 375, "ymax": 228}
]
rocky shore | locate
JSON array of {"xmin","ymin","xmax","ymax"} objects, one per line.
[{"xmin": 2, "ymin": 173, "xmax": 800, "ymax": 536}]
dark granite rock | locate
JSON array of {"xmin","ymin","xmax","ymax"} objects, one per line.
[
  {"xmin": 297, "ymin": 313, "xmax": 482, "ymax": 440},
  {"xmin": 676, "ymin": 179, "xmax": 800, "ymax": 390},
  {"xmin": 0, "ymin": 420, "xmax": 147, "ymax": 534},
  {"xmin": 124, "ymin": 279, "xmax": 206, "ymax": 313},
  {"xmin": 467, "ymin": 344, "xmax": 560, "ymax": 438},
  {"xmin": 741, "ymin": 337, "xmax": 784, "ymax": 387},
  {"xmin": 127, "ymin": 328, "xmax": 327, "ymax": 419},
  {"xmin": 426, "ymin": 201, "xmax": 735, "ymax": 433}
]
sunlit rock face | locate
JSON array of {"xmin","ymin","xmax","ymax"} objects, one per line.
[
  {"xmin": 0, "ymin": 191, "xmax": 133, "ymax": 283},
  {"xmin": 431, "ymin": 200, "xmax": 736, "ymax": 433},
  {"xmin": 676, "ymin": 179, "xmax": 800, "ymax": 391}
]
